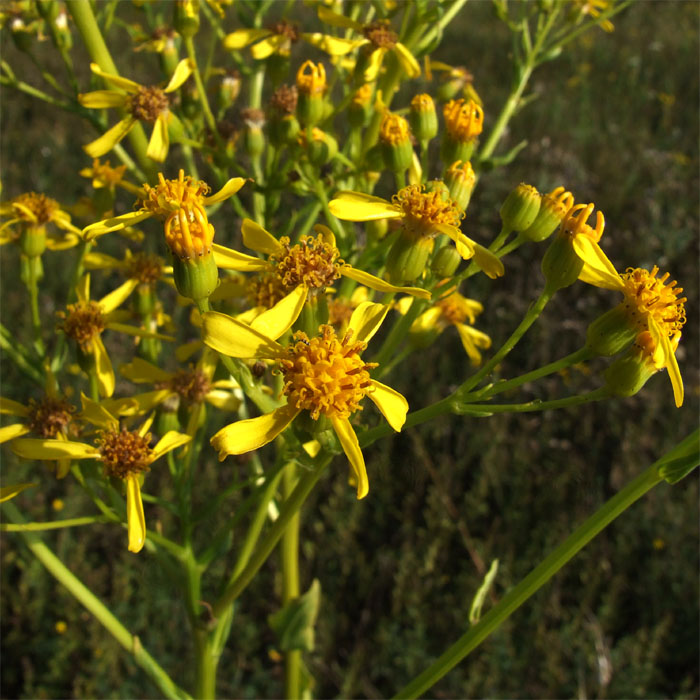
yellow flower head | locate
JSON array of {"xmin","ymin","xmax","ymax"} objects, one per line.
[
  {"xmin": 57, "ymin": 301, "xmax": 106, "ymax": 352},
  {"xmin": 125, "ymin": 252, "xmax": 166, "ymax": 285},
  {"xmin": 97, "ymin": 427, "xmax": 153, "ymax": 481},
  {"xmin": 443, "ymin": 98, "xmax": 484, "ymax": 143},
  {"xmin": 139, "ymin": 170, "xmax": 210, "ymax": 221},
  {"xmin": 272, "ymin": 234, "xmax": 343, "ymax": 293},
  {"xmin": 379, "ymin": 111, "xmax": 412, "ymax": 146},
  {"xmin": 25, "ymin": 396, "xmax": 75, "ymax": 439},
  {"xmin": 280, "ymin": 325, "xmax": 377, "ymax": 420},
  {"xmin": 392, "ymin": 184, "xmax": 463, "ymax": 238},
  {"xmin": 80, "ymin": 158, "xmax": 128, "ymax": 189},
  {"xmin": 158, "ymin": 367, "xmax": 213, "ymax": 404},
  {"xmin": 246, "ymin": 269, "xmax": 289, "ymax": 310},
  {"xmin": 560, "ymin": 202, "xmax": 605, "ymax": 243},
  {"xmin": 352, "ymin": 83, "xmax": 373, "ymax": 107},
  {"xmin": 9, "ymin": 192, "xmax": 60, "ymax": 224},
  {"xmin": 296, "ymin": 60, "xmax": 326, "ymax": 96}
]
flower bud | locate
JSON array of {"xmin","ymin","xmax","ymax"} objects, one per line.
[
  {"xmin": 541, "ymin": 235, "xmax": 582, "ymax": 294},
  {"xmin": 174, "ymin": 0, "xmax": 200, "ymax": 37},
  {"xmin": 241, "ymin": 108, "xmax": 266, "ymax": 158},
  {"xmin": 301, "ymin": 128, "xmax": 338, "ymax": 166},
  {"xmin": 172, "ymin": 254, "xmax": 218, "ymax": 301},
  {"xmin": 19, "ymin": 225, "xmax": 47, "ymax": 258},
  {"xmin": 218, "ymin": 70, "xmax": 241, "ymax": 112},
  {"xmin": 409, "ymin": 94, "xmax": 438, "ymax": 142},
  {"xmin": 431, "ymin": 244, "xmax": 462, "ymax": 277},
  {"xmin": 386, "ymin": 233, "xmax": 434, "ymax": 284},
  {"xmin": 500, "ymin": 183, "xmax": 541, "ymax": 232},
  {"xmin": 441, "ymin": 99, "xmax": 483, "ymax": 164},
  {"xmin": 349, "ymin": 84, "xmax": 373, "ymax": 127},
  {"xmin": 10, "ymin": 18, "xmax": 34, "ymax": 52},
  {"xmin": 296, "ymin": 61, "xmax": 327, "ymax": 127},
  {"xmin": 444, "ymin": 160, "xmax": 476, "ymax": 211},
  {"xmin": 586, "ymin": 306, "xmax": 637, "ymax": 357},
  {"xmin": 379, "ymin": 111, "xmax": 414, "ymax": 173},
  {"xmin": 522, "ymin": 186, "xmax": 574, "ymax": 242}
]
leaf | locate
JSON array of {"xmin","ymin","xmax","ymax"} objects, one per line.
[
  {"xmin": 656, "ymin": 429, "xmax": 699, "ymax": 485},
  {"xmin": 268, "ymin": 579, "xmax": 321, "ymax": 652}
]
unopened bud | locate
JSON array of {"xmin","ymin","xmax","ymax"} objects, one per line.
[
  {"xmin": 409, "ymin": 94, "xmax": 438, "ymax": 142},
  {"xmin": 386, "ymin": 233, "xmax": 433, "ymax": 284},
  {"xmin": 500, "ymin": 183, "xmax": 541, "ymax": 232},
  {"xmin": 444, "ymin": 160, "xmax": 476, "ymax": 211},
  {"xmin": 379, "ymin": 112, "xmax": 413, "ymax": 172},
  {"xmin": 522, "ymin": 186, "xmax": 574, "ymax": 242},
  {"xmin": 296, "ymin": 61, "xmax": 327, "ymax": 126},
  {"xmin": 431, "ymin": 244, "xmax": 462, "ymax": 277},
  {"xmin": 174, "ymin": 0, "xmax": 200, "ymax": 37}
]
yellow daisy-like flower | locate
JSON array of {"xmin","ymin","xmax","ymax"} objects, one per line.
[
  {"xmin": 213, "ymin": 218, "xmax": 432, "ymax": 307},
  {"xmin": 79, "ymin": 158, "xmax": 142, "ymax": 196},
  {"xmin": 328, "ymin": 185, "xmax": 505, "ymax": 278},
  {"xmin": 56, "ymin": 274, "xmax": 174, "ymax": 397},
  {"xmin": 78, "ymin": 59, "xmax": 194, "ymax": 163},
  {"xmin": 12, "ymin": 406, "xmax": 190, "ymax": 553},
  {"xmin": 311, "ymin": 7, "xmax": 420, "ymax": 82},
  {"xmin": 81, "ymin": 169, "xmax": 246, "ymax": 244},
  {"xmin": 85, "ymin": 249, "xmax": 173, "ymax": 288},
  {"xmin": 201, "ymin": 301, "xmax": 408, "ymax": 499},
  {"xmin": 0, "ymin": 192, "xmax": 81, "ymax": 255}
]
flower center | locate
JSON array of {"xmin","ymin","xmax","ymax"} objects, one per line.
[
  {"xmin": 126, "ymin": 252, "xmax": 164, "ymax": 284},
  {"xmin": 164, "ymin": 368, "xmax": 212, "ymax": 403},
  {"xmin": 269, "ymin": 85, "xmax": 298, "ymax": 114},
  {"xmin": 26, "ymin": 397, "xmax": 75, "ymax": 438},
  {"xmin": 443, "ymin": 99, "xmax": 484, "ymax": 143},
  {"xmin": 128, "ymin": 86, "xmax": 169, "ymax": 123},
  {"xmin": 246, "ymin": 270, "xmax": 289, "ymax": 309},
  {"xmin": 392, "ymin": 184, "xmax": 464, "ymax": 237},
  {"xmin": 270, "ymin": 19, "xmax": 300, "ymax": 41},
  {"xmin": 57, "ymin": 301, "xmax": 106, "ymax": 350},
  {"xmin": 379, "ymin": 112, "xmax": 411, "ymax": 145},
  {"xmin": 139, "ymin": 170, "xmax": 211, "ymax": 220},
  {"xmin": 280, "ymin": 325, "xmax": 377, "ymax": 420},
  {"xmin": 271, "ymin": 234, "xmax": 343, "ymax": 292},
  {"xmin": 12, "ymin": 192, "xmax": 59, "ymax": 224},
  {"xmin": 363, "ymin": 20, "xmax": 397, "ymax": 48},
  {"xmin": 98, "ymin": 428, "xmax": 153, "ymax": 480},
  {"xmin": 620, "ymin": 266, "xmax": 687, "ymax": 337}
]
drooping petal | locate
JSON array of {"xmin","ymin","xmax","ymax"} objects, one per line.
[
  {"xmin": 204, "ymin": 389, "xmax": 241, "ymax": 411},
  {"xmin": 152, "ymin": 431, "xmax": 192, "ymax": 460},
  {"xmin": 146, "ymin": 114, "xmax": 169, "ymax": 163},
  {"xmin": 46, "ymin": 232, "xmax": 80, "ymax": 250},
  {"xmin": 223, "ymin": 28, "xmax": 272, "ymax": 50},
  {"xmin": 650, "ymin": 318, "xmax": 684, "ymax": 408},
  {"xmin": 202, "ymin": 311, "xmax": 284, "ymax": 359},
  {"xmin": 78, "ymin": 90, "xmax": 128, "ymax": 109},
  {"xmin": 362, "ymin": 47, "xmax": 386, "ymax": 82},
  {"xmin": 0, "ymin": 423, "xmax": 31, "ymax": 443},
  {"xmin": 126, "ymin": 475, "xmax": 146, "ymax": 553},
  {"xmin": 120, "ymin": 357, "xmax": 173, "ymax": 383},
  {"xmin": 104, "ymin": 390, "xmax": 171, "ymax": 416},
  {"xmin": 368, "ymin": 380, "xmax": 408, "ymax": 432},
  {"xmin": 455, "ymin": 323, "xmax": 491, "ymax": 366},
  {"xmin": 99, "ymin": 278, "xmax": 139, "ymax": 314},
  {"xmin": 203, "ymin": 177, "xmax": 247, "ymax": 205},
  {"xmin": 79, "ymin": 392, "xmax": 120, "ymax": 430},
  {"xmin": 138, "ymin": 414, "xmax": 155, "ymax": 437},
  {"xmin": 317, "ymin": 5, "xmax": 364, "ymax": 30},
  {"xmin": 393, "ymin": 42, "xmax": 421, "ymax": 78},
  {"xmin": 210, "ymin": 404, "xmax": 300, "ymax": 460},
  {"xmin": 330, "ymin": 416, "xmax": 368, "ymax": 499},
  {"xmin": 250, "ymin": 34, "xmax": 287, "ymax": 60},
  {"xmin": 472, "ymin": 243, "xmax": 505, "ymax": 279},
  {"xmin": 84, "ymin": 117, "xmax": 137, "ymax": 158},
  {"xmin": 12, "ymin": 438, "xmax": 100, "ymax": 460},
  {"xmin": 164, "ymin": 58, "xmax": 194, "ymax": 92},
  {"xmin": 574, "ymin": 236, "xmax": 624, "ymax": 291},
  {"xmin": 328, "ymin": 191, "xmax": 402, "ymax": 222},
  {"xmin": 435, "ymin": 223, "xmax": 475, "ymax": 259},
  {"xmin": 82, "ymin": 210, "xmax": 152, "ymax": 240},
  {"xmin": 241, "ymin": 218, "xmax": 284, "ymax": 255},
  {"xmin": 89, "ymin": 63, "xmax": 141, "ymax": 92},
  {"xmin": 250, "ymin": 285, "xmax": 308, "ymax": 340},
  {"xmin": 0, "ymin": 397, "xmax": 29, "ymax": 417},
  {"xmin": 212, "ymin": 244, "xmax": 269, "ymax": 272},
  {"xmin": 176, "ymin": 340, "xmax": 203, "ymax": 363},
  {"xmin": 76, "ymin": 274, "xmax": 90, "ymax": 303},
  {"xmin": 303, "ymin": 33, "xmax": 363, "ymax": 56},
  {"xmin": 348, "ymin": 301, "xmax": 390, "ymax": 344},
  {"xmin": 341, "ymin": 265, "xmax": 431, "ymax": 299},
  {"xmin": 0, "ymin": 483, "xmax": 37, "ymax": 503},
  {"xmin": 93, "ymin": 335, "xmax": 115, "ymax": 398},
  {"xmin": 313, "ymin": 223, "xmax": 336, "ymax": 248}
]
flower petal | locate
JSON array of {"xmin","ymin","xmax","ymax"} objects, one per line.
[
  {"xmin": 120, "ymin": 357, "xmax": 173, "ymax": 383},
  {"xmin": 250, "ymin": 285, "xmax": 308, "ymax": 340},
  {"xmin": 328, "ymin": 191, "xmax": 402, "ymax": 222},
  {"xmin": 455, "ymin": 323, "xmax": 491, "ymax": 366},
  {"xmin": 203, "ymin": 177, "xmax": 247, "ymax": 205},
  {"xmin": 99, "ymin": 278, "xmax": 139, "ymax": 314},
  {"xmin": 650, "ymin": 318, "xmax": 684, "ymax": 408},
  {"xmin": 368, "ymin": 380, "xmax": 408, "ymax": 432},
  {"xmin": 0, "ymin": 397, "xmax": 29, "ymax": 417},
  {"xmin": 146, "ymin": 114, "xmax": 169, "ymax": 163},
  {"xmin": 12, "ymin": 438, "xmax": 99, "ymax": 460},
  {"xmin": 223, "ymin": 28, "xmax": 272, "ymax": 50},
  {"xmin": 93, "ymin": 335, "xmax": 115, "ymax": 398},
  {"xmin": 82, "ymin": 211, "xmax": 152, "ymax": 240},
  {"xmin": 0, "ymin": 423, "xmax": 31, "ymax": 444},
  {"xmin": 348, "ymin": 301, "xmax": 390, "ymax": 344},
  {"xmin": 164, "ymin": 58, "xmax": 193, "ymax": 93},
  {"xmin": 341, "ymin": 266, "xmax": 431, "ymax": 299},
  {"xmin": 202, "ymin": 311, "xmax": 284, "ymax": 359},
  {"xmin": 211, "ymin": 404, "xmax": 300, "ymax": 460},
  {"xmin": 89, "ymin": 63, "xmax": 140, "ymax": 92},
  {"xmin": 204, "ymin": 389, "xmax": 241, "ymax": 411},
  {"xmin": 0, "ymin": 483, "xmax": 37, "ymax": 503},
  {"xmin": 76, "ymin": 274, "xmax": 90, "ymax": 303},
  {"xmin": 393, "ymin": 42, "xmax": 421, "ymax": 78},
  {"xmin": 472, "ymin": 243, "xmax": 505, "ymax": 279},
  {"xmin": 152, "ymin": 431, "xmax": 192, "ymax": 460},
  {"xmin": 84, "ymin": 117, "xmax": 136, "ymax": 158},
  {"xmin": 313, "ymin": 223, "xmax": 336, "ymax": 248},
  {"xmin": 126, "ymin": 475, "xmax": 146, "ymax": 554},
  {"xmin": 303, "ymin": 33, "xmax": 363, "ymax": 56},
  {"xmin": 574, "ymin": 236, "xmax": 624, "ymax": 291},
  {"xmin": 212, "ymin": 244, "xmax": 269, "ymax": 271},
  {"xmin": 241, "ymin": 218, "xmax": 284, "ymax": 255},
  {"xmin": 78, "ymin": 90, "xmax": 127, "ymax": 109},
  {"xmin": 79, "ymin": 392, "xmax": 120, "ymax": 429},
  {"xmin": 362, "ymin": 47, "xmax": 385, "ymax": 82},
  {"xmin": 330, "ymin": 416, "xmax": 368, "ymax": 499},
  {"xmin": 250, "ymin": 34, "xmax": 287, "ymax": 60}
]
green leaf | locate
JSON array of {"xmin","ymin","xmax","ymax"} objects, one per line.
[
  {"xmin": 656, "ymin": 429, "xmax": 699, "ymax": 484},
  {"xmin": 469, "ymin": 559, "xmax": 499, "ymax": 624},
  {"xmin": 268, "ymin": 579, "xmax": 321, "ymax": 652}
]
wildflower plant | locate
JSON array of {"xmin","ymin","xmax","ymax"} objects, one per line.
[{"xmin": 0, "ymin": 1, "xmax": 697, "ymax": 698}]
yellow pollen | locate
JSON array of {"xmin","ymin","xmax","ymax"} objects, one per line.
[
  {"xmin": 363, "ymin": 20, "xmax": 397, "ymax": 48},
  {"xmin": 26, "ymin": 397, "xmax": 75, "ymax": 438},
  {"xmin": 163, "ymin": 368, "xmax": 212, "ymax": 403},
  {"xmin": 139, "ymin": 169, "xmax": 211, "ymax": 221},
  {"xmin": 379, "ymin": 111, "xmax": 412, "ymax": 145},
  {"xmin": 57, "ymin": 301, "xmax": 106, "ymax": 351},
  {"xmin": 272, "ymin": 234, "xmax": 343, "ymax": 292},
  {"xmin": 296, "ymin": 61, "xmax": 326, "ymax": 96},
  {"xmin": 97, "ymin": 428, "xmax": 153, "ymax": 480},
  {"xmin": 246, "ymin": 269, "xmax": 289, "ymax": 309},
  {"xmin": 126, "ymin": 252, "xmax": 164, "ymax": 284},
  {"xmin": 392, "ymin": 184, "xmax": 464, "ymax": 236},
  {"xmin": 559, "ymin": 203, "xmax": 604, "ymax": 242},
  {"xmin": 164, "ymin": 206, "xmax": 214, "ymax": 260},
  {"xmin": 127, "ymin": 85, "xmax": 169, "ymax": 123},
  {"xmin": 620, "ymin": 266, "xmax": 686, "ymax": 337},
  {"xmin": 280, "ymin": 325, "xmax": 377, "ymax": 420},
  {"xmin": 11, "ymin": 192, "xmax": 60, "ymax": 224},
  {"xmin": 443, "ymin": 99, "xmax": 484, "ymax": 142}
]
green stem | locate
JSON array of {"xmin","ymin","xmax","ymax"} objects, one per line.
[
  {"xmin": 393, "ymin": 444, "xmax": 674, "ymax": 699},
  {"xmin": 456, "ymin": 387, "xmax": 609, "ymax": 415},
  {"xmin": 211, "ymin": 456, "xmax": 331, "ymax": 618},
  {"xmin": 25, "ymin": 257, "xmax": 45, "ymax": 355},
  {"xmin": 183, "ymin": 36, "xmax": 220, "ymax": 141},
  {"xmin": 1, "ymin": 515, "xmax": 111, "ymax": 532},
  {"xmin": 2, "ymin": 502, "xmax": 191, "ymax": 700}
]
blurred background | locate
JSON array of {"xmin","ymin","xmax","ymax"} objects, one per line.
[{"xmin": 1, "ymin": 1, "xmax": 698, "ymax": 698}]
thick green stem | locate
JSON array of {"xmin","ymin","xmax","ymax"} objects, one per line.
[
  {"xmin": 3, "ymin": 502, "xmax": 190, "ymax": 700},
  {"xmin": 394, "ymin": 444, "xmax": 682, "ymax": 699}
]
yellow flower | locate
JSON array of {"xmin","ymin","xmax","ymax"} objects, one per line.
[
  {"xmin": 84, "ymin": 249, "xmax": 173, "ymax": 288},
  {"xmin": 443, "ymin": 98, "xmax": 484, "ymax": 144},
  {"xmin": 12, "ymin": 406, "xmax": 190, "ymax": 553},
  {"xmin": 56, "ymin": 274, "xmax": 174, "ymax": 397},
  {"xmin": 201, "ymin": 301, "xmax": 408, "ymax": 498},
  {"xmin": 213, "ymin": 218, "xmax": 432, "ymax": 308},
  {"xmin": 81, "ymin": 169, "xmax": 246, "ymax": 243},
  {"xmin": 79, "ymin": 158, "xmax": 142, "ymax": 196},
  {"xmin": 78, "ymin": 59, "xmax": 194, "ymax": 163},
  {"xmin": 328, "ymin": 186, "xmax": 504, "ymax": 278}
]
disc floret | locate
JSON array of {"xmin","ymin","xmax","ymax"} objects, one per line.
[
  {"xmin": 392, "ymin": 184, "xmax": 464, "ymax": 239},
  {"xmin": 271, "ymin": 234, "xmax": 343, "ymax": 292},
  {"xmin": 26, "ymin": 397, "xmax": 75, "ymax": 438},
  {"xmin": 97, "ymin": 428, "xmax": 153, "ymax": 480},
  {"xmin": 57, "ymin": 301, "xmax": 106, "ymax": 351}
]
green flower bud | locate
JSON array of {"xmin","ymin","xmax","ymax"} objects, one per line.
[
  {"xmin": 440, "ymin": 136, "xmax": 474, "ymax": 166},
  {"xmin": 444, "ymin": 160, "xmax": 476, "ymax": 211},
  {"xmin": 379, "ymin": 112, "xmax": 414, "ymax": 173},
  {"xmin": 242, "ymin": 109, "xmax": 266, "ymax": 158},
  {"xmin": 604, "ymin": 347, "xmax": 656, "ymax": 398},
  {"xmin": 304, "ymin": 128, "xmax": 337, "ymax": 167},
  {"xmin": 522, "ymin": 187, "xmax": 574, "ymax": 242},
  {"xmin": 19, "ymin": 225, "xmax": 47, "ymax": 258},
  {"xmin": 172, "ymin": 253, "xmax": 218, "ymax": 302},
  {"xmin": 174, "ymin": 0, "xmax": 200, "ymax": 38},
  {"xmin": 296, "ymin": 61, "xmax": 327, "ymax": 127},
  {"xmin": 349, "ymin": 85, "xmax": 373, "ymax": 127},
  {"xmin": 409, "ymin": 94, "xmax": 438, "ymax": 142},
  {"xmin": 431, "ymin": 244, "xmax": 462, "ymax": 277},
  {"xmin": 500, "ymin": 183, "xmax": 541, "ymax": 232}
]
